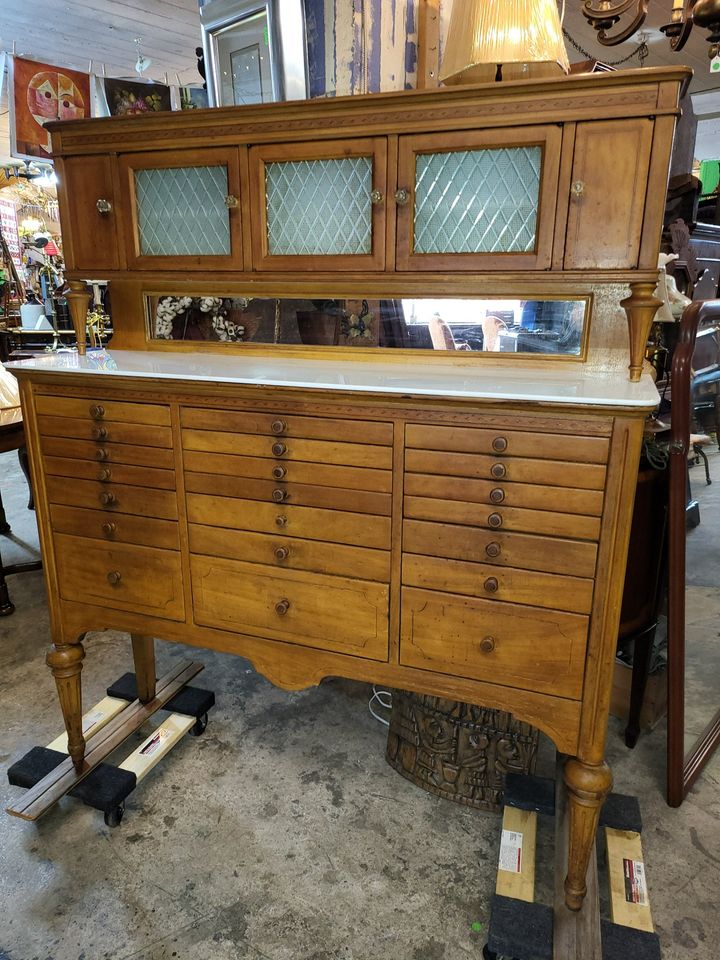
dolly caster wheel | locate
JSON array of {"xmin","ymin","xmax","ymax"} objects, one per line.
[
  {"xmin": 104, "ymin": 802, "xmax": 125, "ymax": 828},
  {"xmin": 190, "ymin": 712, "xmax": 208, "ymax": 737}
]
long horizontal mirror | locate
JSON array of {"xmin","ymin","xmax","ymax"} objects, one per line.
[{"xmin": 146, "ymin": 296, "xmax": 589, "ymax": 356}]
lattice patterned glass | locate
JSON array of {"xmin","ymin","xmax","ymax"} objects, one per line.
[
  {"xmin": 265, "ymin": 157, "xmax": 372, "ymax": 255},
  {"xmin": 413, "ymin": 147, "xmax": 542, "ymax": 254},
  {"xmin": 135, "ymin": 166, "xmax": 231, "ymax": 256}
]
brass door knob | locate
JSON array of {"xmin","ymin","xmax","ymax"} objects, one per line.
[
  {"xmin": 89, "ymin": 404, "xmax": 105, "ymax": 420},
  {"xmin": 370, "ymin": 189, "xmax": 383, "ymax": 205},
  {"xmin": 484, "ymin": 577, "xmax": 499, "ymax": 593},
  {"xmin": 488, "ymin": 513, "xmax": 503, "ymax": 528},
  {"xmin": 275, "ymin": 599, "xmax": 290, "ymax": 616},
  {"xmin": 485, "ymin": 541, "xmax": 501, "ymax": 558},
  {"xmin": 224, "ymin": 194, "xmax": 239, "ymax": 208},
  {"xmin": 271, "ymin": 419, "xmax": 287, "ymax": 435},
  {"xmin": 490, "ymin": 463, "xmax": 506, "ymax": 479},
  {"xmin": 96, "ymin": 198, "xmax": 112, "ymax": 214},
  {"xmin": 96, "ymin": 448, "xmax": 110, "ymax": 461},
  {"xmin": 394, "ymin": 188, "xmax": 410, "ymax": 205},
  {"xmin": 489, "ymin": 488, "xmax": 505, "ymax": 504},
  {"xmin": 571, "ymin": 180, "xmax": 585, "ymax": 198},
  {"xmin": 492, "ymin": 437, "xmax": 507, "ymax": 453},
  {"xmin": 272, "ymin": 488, "xmax": 289, "ymax": 502},
  {"xmin": 106, "ymin": 571, "xmax": 122, "ymax": 586},
  {"xmin": 98, "ymin": 468, "xmax": 111, "ymax": 482},
  {"xmin": 100, "ymin": 491, "xmax": 116, "ymax": 506},
  {"xmin": 276, "ymin": 515, "xmax": 288, "ymax": 527},
  {"xmin": 274, "ymin": 546, "xmax": 290, "ymax": 560},
  {"xmin": 271, "ymin": 465, "xmax": 286, "ymax": 480},
  {"xmin": 480, "ymin": 636, "xmax": 496, "ymax": 654},
  {"xmin": 101, "ymin": 521, "xmax": 116, "ymax": 536},
  {"xmin": 272, "ymin": 442, "xmax": 287, "ymax": 457},
  {"xmin": 92, "ymin": 426, "xmax": 109, "ymax": 441}
]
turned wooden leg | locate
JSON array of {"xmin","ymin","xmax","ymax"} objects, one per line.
[
  {"xmin": 66, "ymin": 280, "xmax": 90, "ymax": 356},
  {"xmin": 563, "ymin": 757, "xmax": 612, "ymax": 911},
  {"xmin": 621, "ymin": 281, "xmax": 662, "ymax": 383},
  {"xmin": 46, "ymin": 639, "xmax": 86, "ymax": 771},
  {"xmin": 131, "ymin": 633, "xmax": 156, "ymax": 702}
]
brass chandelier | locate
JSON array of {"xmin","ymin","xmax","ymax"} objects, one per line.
[{"xmin": 582, "ymin": 0, "xmax": 720, "ymax": 52}]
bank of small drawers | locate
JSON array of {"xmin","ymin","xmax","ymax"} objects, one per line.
[
  {"xmin": 36, "ymin": 395, "xmax": 183, "ymax": 619},
  {"xmin": 401, "ymin": 421, "xmax": 610, "ymax": 698},
  {"xmin": 181, "ymin": 406, "xmax": 393, "ymax": 659}
]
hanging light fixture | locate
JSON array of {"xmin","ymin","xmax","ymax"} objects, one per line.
[
  {"xmin": 582, "ymin": 0, "xmax": 720, "ymax": 53},
  {"xmin": 440, "ymin": 0, "xmax": 570, "ymax": 84}
]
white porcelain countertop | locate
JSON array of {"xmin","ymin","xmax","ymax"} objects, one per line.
[{"xmin": 7, "ymin": 348, "xmax": 660, "ymax": 408}]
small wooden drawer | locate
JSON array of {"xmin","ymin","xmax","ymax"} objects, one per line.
[
  {"xmin": 46, "ymin": 476, "xmax": 178, "ymax": 520},
  {"xmin": 191, "ymin": 556, "xmax": 389, "ymax": 660},
  {"xmin": 404, "ymin": 472, "xmax": 604, "ymax": 517},
  {"xmin": 185, "ymin": 472, "xmax": 391, "ymax": 516},
  {"xmin": 55, "ymin": 534, "xmax": 185, "ymax": 621},
  {"xmin": 402, "ymin": 554, "xmax": 594, "ymax": 615},
  {"xmin": 189, "ymin": 524, "xmax": 391, "ymax": 582},
  {"xmin": 38, "ymin": 416, "xmax": 172, "ymax": 449},
  {"xmin": 181, "ymin": 407, "xmax": 393, "ymax": 445},
  {"xmin": 403, "ymin": 519, "xmax": 598, "ymax": 578},
  {"xmin": 40, "ymin": 436, "xmax": 175, "ymax": 470},
  {"xmin": 183, "ymin": 450, "xmax": 392, "ymax": 493},
  {"xmin": 406, "ymin": 448, "xmax": 605, "ymax": 490},
  {"xmin": 400, "ymin": 587, "xmax": 587, "ymax": 699},
  {"xmin": 43, "ymin": 456, "xmax": 176, "ymax": 490},
  {"xmin": 35, "ymin": 396, "xmax": 171, "ymax": 426},
  {"xmin": 187, "ymin": 493, "xmax": 391, "ymax": 550},
  {"xmin": 50, "ymin": 504, "xmax": 180, "ymax": 551},
  {"xmin": 404, "ymin": 495, "xmax": 601, "ymax": 541},
  {"xmin": 183, "ymin": 429, "xmax": 392, "ymax": 469},
  {"xmin": 406, "ymin": 424, "xmax": 609, "ymax": 465}
]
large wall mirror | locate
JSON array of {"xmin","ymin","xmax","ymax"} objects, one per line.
[{"xmin": 146, "ymin": 295, "xmax": 590, "ymax": 357}]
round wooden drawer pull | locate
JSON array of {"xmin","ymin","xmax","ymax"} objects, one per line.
[
  {"xmin": 95, "ymin": 448, "xmax": 110, "ymax": 461},
  {"xmin": 271, "ymin": 419, "xmax": 287, "ymax": 435},
  {"xmin": 92, "ymin": 426, "xmax": 109, "ymax": 441},
  {"xmin": 480, "ymin": 636, "xmax": 496, "ymax": 654},
  {"xmin": 490, "ymin": 463, "xmax": 506, "ymax": 479},
  {"xmin": 98, "ymin": 468, "xmax": 111, "ymax": 482},
  {"xmin": 99, "ymin": 491, "xmax": 116, "ymax": 506},
  {"xmin": 101, "ymin": 521, "xmax": 116, "ymax": 536},
  {"xmin": 492, "ymin": 437, "xmax": 507, "ymax": 453},
  {"xmin": 89, "ymin": 404, "xmax": 105, "ymax": 420},
  {"xmin": 276, "ymin": 515, "xmax": 288, "ymax": 528},
  {"xmin": 275, "ymin": 599, "xmax": 290, "ymax": 616},
  {"xmin": 272, "ymin": 488, "xmax": 289, "ymax": 503},
  {"xmin": 484, "ymin": 577, "xmax": 499, "ymax": 593},
  {"xmin": 488, "ymin": 513, "xmax": 503, "ymax": 528},
  {"xmin": 272, "ymin": 465, "xmax": 286, "ymax": 480},
  {"xmin": 107, "ymin": 571, "xmax": 122, "ymax": 586},
  {"xmin": 272, "ymin": 442, "xmax": 287, "ymax": 457},
  {"xmin": 485, "ymin": 541, "xmax": 501, "ymax": 558},
  {"xmin": 489, "ymin": 488, "xmax": 505, "ymax": 504},
  {"xmin": 274, "ymin": 546, "xmax": 290, "ymax": 561}
]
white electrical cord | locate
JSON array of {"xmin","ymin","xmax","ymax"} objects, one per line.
[{"xmin": 368, "ymin": 685, "xmax": 392, "ymax": 727}]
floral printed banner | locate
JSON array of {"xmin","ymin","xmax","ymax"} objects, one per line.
[
  {"xmin": 101, "ymin": 77, "xmax": 172, "ymax": 117},
  {"xmin": 9, "ymin": 56, "xmax": 91, "ymax": 160}
]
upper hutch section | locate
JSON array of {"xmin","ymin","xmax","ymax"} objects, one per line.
[{"xmin": 49, "ymin": 68, "xmax": 689, "ymax": 283}]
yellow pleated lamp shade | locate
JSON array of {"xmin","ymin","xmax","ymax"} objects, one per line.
[{"xmin": 440, "ymin": 0, "xmax": 571, "ymax": 85}]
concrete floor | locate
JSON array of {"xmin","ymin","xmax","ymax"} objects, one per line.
[{"xmin": 0, "ymin": 450, "xmax": 718, "ymax": 960}]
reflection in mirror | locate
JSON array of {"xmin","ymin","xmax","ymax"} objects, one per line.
[{"xmin": 147, "ymin": 296, "xmax": 588, "ymax": 356}]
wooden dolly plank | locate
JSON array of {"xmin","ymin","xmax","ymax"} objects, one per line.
[
  {"xmin": 606, "ymin": 827, "xmax": 654, "ymax": 933},
  {"xmin": 496, "ymin": 805, "xmax": 537, "ymax": 904},
  {"xmin": 119, "ymin": 714, "xmax": 195, "ymax": 782},
  {"xmin": 46, "ymin": 696, "xmax": 129, "ymax": 752},
  {"xmin": 6, "ymin": 659, "xmax": 203, "ymax": 821}
]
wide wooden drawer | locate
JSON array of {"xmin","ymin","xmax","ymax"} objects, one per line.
[
  {"xmin": 55, "ymin": 534, "xmax": 185, "ymax": 620},
  {"xmin": 404, "ymin": 473, "xmax": 604, "ymax": 517},
  {"xmin": 38, "ymin": 416, "xmax": 172, "ymax": 448},
  {"xmin": 187, "ymin": 493, "xmax": 391, "ymax": 549},
  {"xmin": 181, "ymin": 407, "xmax": 393, "ymax": 445},
  {"xmin": 185, "ymin": 472, "xmax": 391, "ymax": 516},
  {"xmin": 46, "ymin": 476, "xmax": 178, "ymax": 520},
  {"xmin": 403, "ymin": 519, "xmax": 598, "ymax": 578},
  {"xmin": 191, "ymin": 556, "xmax": 389, "ymax": 660},
  {"xmin": 35, "ymin": 396, "xmax": 170, "ymax": 426},
  {"xmin": 406, "ymin": 424, "xmax": 609, "ymax": 464},
  {"xmin": 400, "ymin": 587, "xmax": 587, "ymax": 699},
  {"xmin": 183, "ymin": 450, "xmax": 392, "ymax": 493},
  {"xmin": 50, "ymin": 504, "xmax": 180, "ymax": 551},
  {"xmin": 406, "ymin": 449, "xmax": 605, "ymax": 490},
  {"xmin": 183, "ymin": 429, "xmax": 392, "ymax": 469},
  {"xmin": 190, "ymin": 523, "xmax": 391, "ymax": 581},
  {"xmin": 40, "ymin": 436, "xmax": 175, "ymax": 469},
  {"xmin": 402, "ymin": 554, "xmax": 594, "ymax": 615},
  {"xmin": 43, "ymin": 456, "xmax": 176, "ymax": 490},
  {"xmin": 404, "ymin": 496, "xmax": 601, "ymax": 541}
]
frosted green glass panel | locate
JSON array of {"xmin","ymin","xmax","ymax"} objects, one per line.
[
  {"xmin": 414, "ymin": 147, "xmax": 541, "ymax": 254},
  {"xmin": 135, "ymin": 166, "xmax": 231, "ymax": 256},
  {"xmin": 265, "ymin": 157, "xmax": 372, "ymax": 255}
]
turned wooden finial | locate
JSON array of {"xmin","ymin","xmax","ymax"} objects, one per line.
[
  {"xmin": 66, "ymin": 280, "xmax": 91, "ymax": 356},
  {"xmin": 621, "ymin": 281, "xmax": 663, "ymax": 382}
]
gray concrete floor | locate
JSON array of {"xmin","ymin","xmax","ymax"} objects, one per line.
[{"xmin": 0, "ymin": 450, "xmax": 717, "ymax": 960}]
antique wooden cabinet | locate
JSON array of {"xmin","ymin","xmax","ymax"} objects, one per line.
[{"xmin": 9, "ymin": 68, "xmax": 689, "ymax": 915}]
